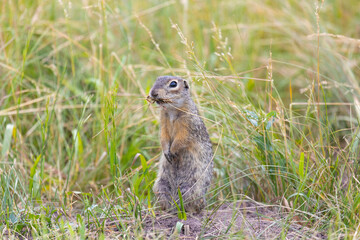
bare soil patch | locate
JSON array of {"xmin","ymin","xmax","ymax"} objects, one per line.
[{"xmin": 141, "ymin": 200, "xmax": 327, "ymax": 239}]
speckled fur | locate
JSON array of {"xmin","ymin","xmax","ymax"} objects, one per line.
[{"xmin": 150, "ymin": 76, "xmax": 213, "ymax": 213}]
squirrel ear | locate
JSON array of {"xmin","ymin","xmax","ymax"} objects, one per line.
[{"xmin": 184, "ymin": 80, "xmax": 189, "ymax": 89}]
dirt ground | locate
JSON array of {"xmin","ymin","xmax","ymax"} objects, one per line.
[
  {"xmin": 3, "ymin": 199, "xmax": 327, "ymax": 239},
  {"xmin": 141, "ymin": 200, "xmax": 327, "ymax": 239}
]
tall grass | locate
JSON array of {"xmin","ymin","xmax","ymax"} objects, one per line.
[{"xmin": 1, "ymin": 0, "xmax": 359, "ymax": 238}]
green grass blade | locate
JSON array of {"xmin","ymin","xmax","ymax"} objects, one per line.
[
  {"xmin": 298, "ymin": 152, "xmax": 304, "ymax": 180},
  {"xmin": 1, "ymin": 124, "xmax": 15, "ymax": 159}
]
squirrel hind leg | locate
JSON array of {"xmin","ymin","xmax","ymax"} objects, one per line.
[
  {"xmin": 153, "ymin": 177, "xmax": 174, "ymax": 211},
  {"xmin": 183, "ymin": 197, "xmax": 205, "ymax": 214},
  {"xmin": 156, "ymin": 195, "xmax": 172, "ymax": 211},
  {"xmin": 180, "ymin": 186, "xmax": 206, "ymax": 213},
  {"xmin": 156, "ymin": 193, "xmax": 180, "ymax": 214}
]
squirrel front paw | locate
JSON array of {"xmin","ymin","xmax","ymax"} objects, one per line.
[{"xmin": 164, "ymin": 151, "xmax": 177, "ymax": 164}]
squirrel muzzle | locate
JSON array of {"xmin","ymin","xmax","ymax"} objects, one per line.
[{"xmin": 148, "ymin": 88, "xmax": 172, "ymax": 104}]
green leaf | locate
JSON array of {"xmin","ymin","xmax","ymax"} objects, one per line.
[
  {"xmin": 243, "ymin": 110, "xmax": 259, "ymax": 127},
  {"xmin": 29, "ymin": 154, "xmax": 42, "ymax": 194},
  {"xmin": 246, "ymin": 77, "xmax": 255, "ymax": 91},
  {"xmin": 170, "ymin": 195, "xmax": 182, "ymax": 219},
  {"xmin": 351, "ymin": 132, "xmax": 360, "ymax": 154},
  {"xmin": 72, "ymin": 130, "xmax": 84, "ymax": 166},
  {"xmin": 353, "ymin": 193, "xmax": 360, "ymax": 212},
  {"xmin": 299, "ymin": 152, "xmax": 304, "ymax": 180},
  {"xmin": 2, "ymin": 124, "xmax": 15, "ymax": 158},
  {"xmin": 177, "ymin": 187, "xmax": 187, "ymax": 220},
  {"xmin": 9, "ymin": 213, "xmax": 18, "ymax": 224},
  {"xmin": 175, "ymin": 221, "xmax": 184, "ymax": 234},
  {"xmin": 265, "ymin": 111, "xmax": 276, "ymax": 130},
  {"xmin": 132, "ymin": 173, "xmax": 144, "ymax": 197},
  {"xmin": 139, "ymin": 154, "xmax": 148, "ymax": 172}
]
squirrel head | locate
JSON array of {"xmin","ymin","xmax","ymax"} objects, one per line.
[{"xmin": 149, "ymin": 76, "xmax": 190, "ymax": 108}]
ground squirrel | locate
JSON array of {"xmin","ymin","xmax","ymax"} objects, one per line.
[{"xmin": 148, "ymin": 76, "xmax": 213, "ymax": 213}]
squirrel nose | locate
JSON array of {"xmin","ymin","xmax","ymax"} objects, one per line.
[{"xmin": 151, "ymin": 90, "xmax": 158, "ymax": 98}]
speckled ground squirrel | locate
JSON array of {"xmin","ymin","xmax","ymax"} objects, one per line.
[{"xmin": 148, "ymin": 76, "xmax": 213, "ymax": 213}]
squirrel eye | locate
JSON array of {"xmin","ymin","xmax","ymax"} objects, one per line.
[{"xmin": 169, "ymin": 81, "xmax": 177, "ymax": 88}]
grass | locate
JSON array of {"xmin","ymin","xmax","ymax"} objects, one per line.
[{"xmin": 1, "ymin": 0, "xmax": 360, "ymax": 238}]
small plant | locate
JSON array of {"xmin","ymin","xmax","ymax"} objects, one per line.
[{"xmin": 174, "ymin": 187, "xmax": 187, "ymax": 220}]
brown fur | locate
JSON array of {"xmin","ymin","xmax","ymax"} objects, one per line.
[{"xmin": 149, "ymin": 76, "xmax": 213, "ymax": 213}]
